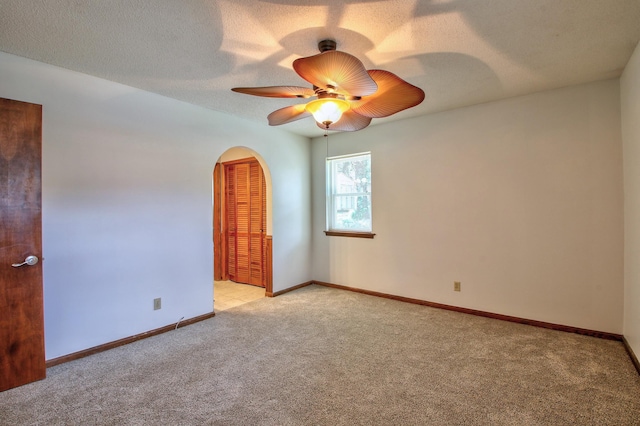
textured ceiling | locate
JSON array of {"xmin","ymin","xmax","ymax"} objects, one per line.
[{"xmin": 1, "ymin": 0, "xmax": 640, "ymax": 138}]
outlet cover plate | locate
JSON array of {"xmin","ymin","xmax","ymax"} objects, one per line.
[{"xmin": 154, "ymin": 298, "xmax": 161, "ymax": 310}]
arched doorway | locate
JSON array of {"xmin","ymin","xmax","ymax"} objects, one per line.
[{"xmin": 213, "ymin": 147, "xmax": 273, "ymax": 311}]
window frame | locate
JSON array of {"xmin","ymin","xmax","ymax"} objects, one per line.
[{"xmin": 325, "ymin": 152, "xmax": 375, "ymax": 238}]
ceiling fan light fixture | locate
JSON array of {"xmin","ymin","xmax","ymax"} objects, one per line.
[
  {"xmin": 305, "ymin": 98, "xmax": 350, "ymax": 128},
  {"xmin": 231, "ymin": 39, "xmax": 424, "ymax": 132}
]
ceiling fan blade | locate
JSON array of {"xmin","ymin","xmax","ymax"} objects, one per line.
[
  {"xmin": 318, "ymin": 110, "xmax": 372, "ymax": 132},
  {"xmin": 232, "ymin": 86, "xmax": 315, "ymax": 98},
  {"xmin": 268, "ymin": 104, "xmax": 311, "ymax": 126},
  {"xmin": 350, "ymin": 70, "xmax": 425, "ymax": 118},
  {"xmin": 293, "ymin": 51, "xmax": 377, "ymax": 97}
]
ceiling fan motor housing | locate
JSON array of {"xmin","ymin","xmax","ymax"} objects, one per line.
[{"xmin": 318, "ymin": 39, "xmax": 337, "ymax": 53}]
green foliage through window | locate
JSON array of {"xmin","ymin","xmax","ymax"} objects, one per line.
[{"xmin": 326, "ymin": 153, "xmax": 372, "ymax": 232}]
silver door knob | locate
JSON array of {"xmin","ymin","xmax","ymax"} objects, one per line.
[{"xmin": 12, "ymin": 255, "xmax": 39, "ymax": 267}]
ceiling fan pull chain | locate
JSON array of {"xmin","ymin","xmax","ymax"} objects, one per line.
[{"xmin": 325, "ymin": 130, "xmax": 329, "ymax": 159}]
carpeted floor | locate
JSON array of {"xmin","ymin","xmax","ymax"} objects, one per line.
[{"xmin": 1, "ymin": 284, "xmax": 639, "ymax": 425}]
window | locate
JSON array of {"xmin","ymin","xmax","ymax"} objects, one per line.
[{"xmin": 326, "ymin": 152, "xmax": 373, "ymax": 237}]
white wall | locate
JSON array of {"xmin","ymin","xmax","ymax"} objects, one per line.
[
  {"xmin": 622, "ymin": 41, "xmax": 640, "ymax": 356},
  {"xmin": 312, "ymin": 79, "xmax": 624, "ymax": 333},
  {"xmin": 0, "ymin": 52, "xmax": 312, "ymax": 360},
  {"xmin": 0, "ymin": 47, "xmax": 628, "ymax": 359}
]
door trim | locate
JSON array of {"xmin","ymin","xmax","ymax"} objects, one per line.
[{"xmin": 213, "ymin": 156, "xmax": 272, "ymax": 289}]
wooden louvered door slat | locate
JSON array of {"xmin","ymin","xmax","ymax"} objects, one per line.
[
  {"xmin": 249, "ymin": 162, "xmax": 264, "ymax": 286},
  {"xmin": 224, "ymin": 159, "xmax": 265, "ymax": 288},
  {"xmin": 235, "ymin": 163, "xmax": 250, "ymax": 283},
  {"xmin": 225, "ymin": 164, "xmax": 236, "ymax": 280}
]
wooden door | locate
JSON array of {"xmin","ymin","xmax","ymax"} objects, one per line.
[
  {"xmin": 224, "ymin": 159, "xmax": 266, "ymax": 287},
  {"xmin": 248, "ymin": 162, "xmax": 266, "ymax": 286},
  {"xmin": 0, "ymin": 98, "xmax": 45, "ymax": 392}
]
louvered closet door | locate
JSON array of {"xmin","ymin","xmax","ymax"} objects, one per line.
[
  {"xmin": 225, "ymin": 164, "xmax": 237, "ymax": 280},
  {"xmin": 225, "ymin": 160, "xmax": 266, "ymax": 287},
  {"xmin": 249, "ymin": 161, "xmax": 265, "ymax": 286}
]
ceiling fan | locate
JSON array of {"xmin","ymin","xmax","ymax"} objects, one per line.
[{"xmin": 232, "ymin": 40, "xmax": 425, "ymax": 132}]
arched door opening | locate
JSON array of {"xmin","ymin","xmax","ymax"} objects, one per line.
[{"xmin": 213, "ymin": 147, "xmax": 273, "ymax": 311}]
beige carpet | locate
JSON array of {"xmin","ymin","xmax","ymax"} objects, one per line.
[{"xmin": 1, "ymin": 284, "xmax": 639, "ymax": 425}]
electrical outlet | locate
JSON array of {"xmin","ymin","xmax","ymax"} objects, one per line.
[
  {"xmin": 454, "ymin": 281, "xmax": 461, "ymax": 292},
  {"xmin": 154, "ymin": 298, "xmax": 162, "ymax": 310}
]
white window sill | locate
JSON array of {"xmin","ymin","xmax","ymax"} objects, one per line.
[{"xmin": 324, "ymin": 231, "xmax": 376, "ymax": 239}]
